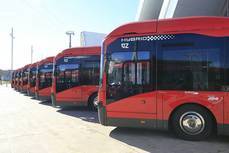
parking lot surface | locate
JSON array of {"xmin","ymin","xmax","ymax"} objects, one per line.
[{"xmin": 0, "ymin": 85, "xmax": 229, "ymax": 153}]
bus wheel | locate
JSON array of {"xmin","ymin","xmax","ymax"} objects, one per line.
[
  {"xmin": 171, "ymin": 104, "xmax": 213, "ymax": 141},
  {"xmin": 88, "ymin": 94, "xmax": 98, "ymax": 111}
]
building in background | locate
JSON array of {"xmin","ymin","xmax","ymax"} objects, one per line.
[
  {"xmin": 136, "ymin": 0, "xmax": 229, "ymax": 21},
  {"xmin": 0, "ymin": 70, "xmax": 12, "ymax": 81},
  {"xmin": 80, "ymin": 31, "xmax": 106, "ymax": 47}
]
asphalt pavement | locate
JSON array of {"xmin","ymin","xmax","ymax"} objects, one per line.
[{"xmin": 0, "ymin": 85, "xmax": 228, "ymax": 153}]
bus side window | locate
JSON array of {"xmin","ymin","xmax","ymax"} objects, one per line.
[
  {"xmin": 81, "ymin": 61, "xmax": 100, "ymax": 85},
  {"xmin": 157, "ymin": 34, "xmax": 224, "ymax": 91}
]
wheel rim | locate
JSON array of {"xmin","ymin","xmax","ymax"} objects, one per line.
[
  {"xmin": 179, "ymin": 111, "xmax": 205, "ymax": 135},
  {"xmin": 93, "ymin": 96, "xmax": 98, "ymax": 107}
]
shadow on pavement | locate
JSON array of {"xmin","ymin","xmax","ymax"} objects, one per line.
[
  {"xmin": 22, "ymin": 93, "xmax": 29, "ymax": 96},
  {"xmin": 109, "ymin": 127, "xmax": 229, "ymax": 153},
  {"xmin": 57, "ymin": 107, "xmax": 99, "ymax": 123},
  {"xmin": 39, "ymin": 100, "xmax": 52, "ymax": 106},
  {"xmin": 30, "ymin": 97, "xmax": 37, "ymax": 100}
]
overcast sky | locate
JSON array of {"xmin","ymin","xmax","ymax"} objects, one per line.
[{"xmin": 0, "ymin": 0, "xmax": 139, "ymax": 70}]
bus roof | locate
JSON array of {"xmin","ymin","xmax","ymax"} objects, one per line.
[
  {"xmin": 23, "ymin": 64, "xmax": 31, "ymax": 70},
  {"xmin": 55, "ymin": 46, "xmax": 101, "ymax": 61},
  {"xmin": 16, "ymin": 67, "xmax": 23, "ymax": 72},
  {"xmin": 107, "ymin": 16, "xmax": 229, "ymax": 38},
  {"xmin": 29, "ymin": 62, "xmax": 39, "ymax": 69},
  {"xmin": 38, "ymin": 56, "xmax": 54, "ymax": 66}
]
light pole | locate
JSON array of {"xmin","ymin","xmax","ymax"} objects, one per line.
[
  {"xmin": 66, "ymin": 31, "xmax": 75, "ymax": 48},
  {"xmin": 10, "ymin": 28, "xmax": 15, "ymax": 71},
  {"xmin": 9, "ymin": 28, "xmax": 15, "ymax": 85},
  {"xmin": 31, "ymin": 45, "xmax": 33, "ymax": 64}
]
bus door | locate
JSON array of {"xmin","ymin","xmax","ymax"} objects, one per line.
[{"xmin": 106, "ymin": 38, "xmax": 157, "ymax": 117}]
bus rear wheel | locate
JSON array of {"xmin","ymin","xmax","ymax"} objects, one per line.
[
  {"xmin": 88, "ymin": 94, "xmax": 98, "ymax": 111},
  {"xmin": 171, "ymin": 104, "xmax": 213, "ymax": 141}
]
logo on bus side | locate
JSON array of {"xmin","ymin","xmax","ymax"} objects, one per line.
[
  {"xmin": 121, "ymin": 35, "xmax": 175, "ymax": 49},
  {"xmin": 121, "ymin": 35, "xmax": 175, "ymax": 43},
  {"xmin": 207, "ymin": 96, "xmax": 223, "ymax": 104}
]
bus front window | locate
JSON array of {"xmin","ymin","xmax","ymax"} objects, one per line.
[
  {"xmin": 30, "ymin": 68, "xmax": 37, "ymax": 87},
  {"xmin": 55, "ymin": 55, "xmax": 100, "ymax": 93},
  {"xmin": 22, "ymin": 69, "xmax": 29, "ymax": 85},
  {"xmin": 56, "ymin": 63, "xmax": 80, "ymax": 93},
  {"xmin": 38, "ymin": 63, "xmax": 53, "ymax": 90},
  {"xmin": 107, "ymin": 51, "xmax": 151, "ymax": 103}
]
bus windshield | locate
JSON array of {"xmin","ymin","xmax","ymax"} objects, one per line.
[
  {"xmin": 16, "ymin": 72, "xmax": 20, "ymax": 82},
  {"xmin": 22, "ymin": 69, "xmax": 29, "ymax": 85},
  {"xmin": 55, "ymin": 55, "xmax": 100, "ymax": 93},
  {"xmin": 29, "ymin": 67, "xmax": 37, "ymax": 87},
  {"xmin": 107, "ymin": 51, "xmax": 151, "ymax": 103},
  {"xmin": 38, "ymin": 63, "xmax": 53, "ymax": 90}
]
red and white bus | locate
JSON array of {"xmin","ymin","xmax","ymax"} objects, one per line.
[
  {"xmin": 20, "ymin": 64, "xmax": 30, "ymax": 93},
  {"xmin": 27, "ymin": 62, "xmax": 38, "ymax": 96},
  {"xmin": 51, "ymin": 46, "xmax": 100, "ymax": 110},
  {"xmin": 35, "ymin": 57, "xmax": 54, "ymax": 101},
  {"xmin": 98, "ymin": 17, "xmax": 229, "ymax": 140}
]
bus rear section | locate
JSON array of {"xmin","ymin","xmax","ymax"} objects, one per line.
[
  {"xmin": 98, "ymin": 17, "xmax": 229, "ymax": 140},
  {"xmin": 35, "ymin": 57, "xmax": 54, "ymax": 101},
  {"xmin": 27, "ymin": 62, "xmax": 38, "ymax": 97},
  {"xmin": 20, "ymin": 64, "xmax": 30, "ymax": 93},
  {"xmin": 51, "ymin": 46, "xmax": 100, "ymax": 110}
]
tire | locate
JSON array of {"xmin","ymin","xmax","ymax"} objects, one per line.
[
  {"xmin": 171, "ymin": 104, "xmax": 213, "ymax": 141},
  {"xmin": 88, "ymin": 94, "xmax": 98, "ymax": 111}
]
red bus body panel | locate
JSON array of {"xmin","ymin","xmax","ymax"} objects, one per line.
[
  {"xmin": 38, "ymin": 87, "xmax": 51, "ymax": 97},
  {"xmin": 55, "ymin": 86, "xmax": 98, "ymax": 106},
  {"xmin": 225, "ymin": 95, "xmax": 229, "ymax": 124},
  {"xmin": 107, "ymin": 16, "xmax": 229, "ymax": 39}
]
